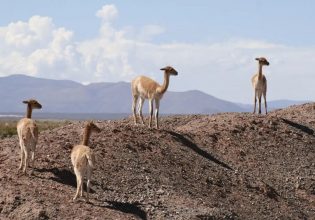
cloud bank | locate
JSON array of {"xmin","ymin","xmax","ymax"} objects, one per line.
[{"xmin": 0, "ymin": 4, "xmax": 314, "ymax": 103}]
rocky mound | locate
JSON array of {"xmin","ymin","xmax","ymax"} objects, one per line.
[{"xmin": 0, "ymin": 103, "xmax": 314, "ymax": 219}]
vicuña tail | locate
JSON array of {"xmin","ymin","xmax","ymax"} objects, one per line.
[
  {"xmin": 85, "ymin": 152, "xmax": 95, "ymax": 169},
  {"xmin": 30, "ymin": 126, "xmax": 37, "ymax": 139},
  {"xmin": 23, "ymin": 125, "xmax": 38, "ymax": 141}
]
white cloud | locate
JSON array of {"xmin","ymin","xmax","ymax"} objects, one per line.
[
  {"xmin": 96, "ymin": 4, "xmax": 118, "ymax": 22},
  {"xmin": 0, "ymin": 4, "xmax": 314, "ymax": 103},
  {"xmin": 0, "ymin": 15, "xmax": 83, "ymax": 80},
  {"xmin": 5, "ymin": 16, "xmax": 54, "ymax": 52},
  {"xmin": 137, "ymin": 25, "xmax": 165, "ymax": 41}
]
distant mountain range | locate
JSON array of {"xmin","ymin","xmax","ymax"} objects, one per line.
[{"xmin": 0, "ymin": 74, "xmax": 309, "ymax": 114}]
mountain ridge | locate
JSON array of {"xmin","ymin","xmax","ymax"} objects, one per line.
[{"xmin": 0, "ymin": 74, "xmax": 308, "ymax": 114}]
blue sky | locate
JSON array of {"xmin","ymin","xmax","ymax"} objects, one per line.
[
  {"xmin": 2, "ymin": 0, "xmax": 314, "ymax": 45},
  {"xmin": 0, "ymin": 0, "xmax": 314, "ymax": 103}
]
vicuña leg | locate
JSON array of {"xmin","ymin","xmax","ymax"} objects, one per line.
[
  {"xmin": 253, "ymin": 91, "xmax": 257, "ymax": 114},
  {"xmin": 132, "ymin": 95, "xmax": 138, "ymax": 125},
  {"xmin": 155, "ymin": 99, "xmax": 160, "ymax": 129},
  {"xmin": 18, "ymin": 141, "xmax": 24, "ymax": 171},
  {"xmin": 138, "ymin": 97, "xmax": 145, "ymax": 125},
  {"xmin": 263, "ymin": 92, "xmax": 267, "ymax": 115},
  {"xmin": 23, "ymin": 148, "xmax": 30, "ymax": 174},
  {"xmin": 73, "ymin": 169, "xmax": 82, "ymax": 201},
  {"xmin": 30, "ymin": 150, "xmax": 35, "ymax": 174},
  {"xmin": 258, "ymin": 96, "xmax": 262, "ymax": 114},
  {"xmin": 86, "ymin": 168, "xmax": 92, "ymax": 202},
  {"xmin": 148, "ymin": 99, "xmax": 153, "ymax": 128}
]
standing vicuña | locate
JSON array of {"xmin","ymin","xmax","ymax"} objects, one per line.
[
  {"xmin": 17, "ymin": 99, "xmax": 42, "ymax": 175},
  {"xmin": 131, "ymin": 66, "xmax": 178, "ymax": 129},
  {"xmin": 251, "ymin": 57, "xmax": 270, "ymax": 114},
  {"xmin": 71, "ymin": 121, "xmax": 101, "ymax": 202}
]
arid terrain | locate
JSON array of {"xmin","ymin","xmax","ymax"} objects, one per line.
[{"xmin": 0, "ymin": 103, "xmax": 314, "ymax": 219}]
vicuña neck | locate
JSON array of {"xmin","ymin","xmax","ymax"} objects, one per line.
[
  {"xmin": 82, "ymin": 126, "xmax": 91, "ymax": 146},
  {"xmin": 158, "ymin": 72, "xmax": 170, "ymax": 94},
  {"xmin": 26, "ymin": 105, "xmax": 32, "ymax": 119},
  {"xmin": 258, "ymin": 64, "xmax": 263, "ymax": 79}
]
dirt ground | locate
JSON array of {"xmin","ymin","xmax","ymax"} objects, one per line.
[{"xmin": 0, "ymin": 103, "xmax": 314, "ymax": 219}]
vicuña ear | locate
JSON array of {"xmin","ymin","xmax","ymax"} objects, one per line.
[
  {"xmin": 22, "ymin": 100, "xmax": 28, "ymax": 104},
  {"xmin": 255, "ymin": 58, "xmax": 260, "ymax": 61},
  {"xmin": 160, "ymin": 68, "xmax": 166, "ymax": 71}
]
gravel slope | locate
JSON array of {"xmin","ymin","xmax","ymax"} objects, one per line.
[{"xmin": 0, "ymin": 103, "xmax": 314, "ymax": 219}]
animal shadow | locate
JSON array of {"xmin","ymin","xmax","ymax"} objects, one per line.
[
  {"xmin": 35, "ymin": 167, "xmax": 95, "ymax": 193},
  {"xmin": 281, "ymin": 118, "xmax": 314, "ymax": 136},
  {"xmin": 103, "ymin": 200, "xmax": 147, "ymax": 220},
  {"xmin": 166, "ymin": 130, "xmax": 233, "ymax": 170}
]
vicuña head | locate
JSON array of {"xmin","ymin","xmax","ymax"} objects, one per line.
[
  {"xmin": 252, "ymin": 57, "xmax": 270, "ymax": 114},
  {"xmin": 23, "ymin": 99, "xmax": 42, "ymax": 118},
  {"xmin": 86, "ymin": 121, "xmax": 101, "ymax": 134},
  {"xmin": 23, "ymin": 99, "xmax": 42, "ymax": 108},
  {"xmin": 131, "ymin": 65, "xmax": 178, "ymax": 129},
  {"xmin": 81, "ymin": 121, "xmax": 101, "ymax": 145},
  {"xmin": 71, "ymin": 121, "xmax": 101, "ymax": 202},
  {"xmin": 160, "ymin": 66, "xmax": 178, "ymax": 75},
  {"xmin": 17, "ymin": 99, "xmax": 42, "ymax": 175},
  {"xmin": 255, "ymin": 57, "xmax": 270, "ymax": 66}
]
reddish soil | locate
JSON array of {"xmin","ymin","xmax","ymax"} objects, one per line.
[{"xmin": 0, "ymin": 103, "xmax": 314, "ymax": 219}]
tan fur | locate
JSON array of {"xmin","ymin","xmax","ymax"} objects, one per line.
[
  {"xmin": 252, "ymin": 57, "xmax": 269, "ymax": 114},
  {"xmin": 71, "ymin": 121, "xmax": 100, "ymax": 202},
  {"xmin": 131, "ymin": 66, "xmax": 178, "ymax": 129},
  {"xmin": 17, "ymin": 99, "xmax": 42, "ymax": 175}
]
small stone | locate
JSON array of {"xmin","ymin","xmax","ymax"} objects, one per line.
[{"xmin": 157, "ymin": 189, "xmax": 165, "ymax": 195}]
